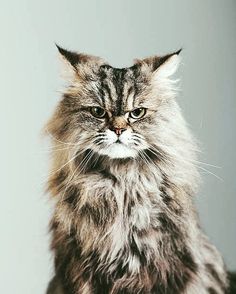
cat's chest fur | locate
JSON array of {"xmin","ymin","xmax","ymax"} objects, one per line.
[
  {"xmin": 71, "ymin": 164, "xmax": 166, "ymax": 273},
  {"xmin": 51, "ymin": 162, "xmax": 227, "ymax": 293},
  {"xmin": 78, "ymin": 164, "xmax": 161, "ymax": 226}
]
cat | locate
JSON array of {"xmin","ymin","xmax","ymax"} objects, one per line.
[{"xmin": 45, "ymin": 45, "xmax": 231, "ymax": 294}]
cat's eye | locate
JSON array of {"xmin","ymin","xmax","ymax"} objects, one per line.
[
  {"xmin": 90, "ymin": 107, "xmax": 106, "ymax": 118},
  {"xmin": 129, "ymin": 108, "xmax": 146, "ymax": 119}
]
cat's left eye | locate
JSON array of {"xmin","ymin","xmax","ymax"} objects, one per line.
[
  {"xmin": 90, "ymin": 107, "xmax": 106, "ymax": 118},
  {"xmin": 129, "ymin": 108, "xmax": 146, "ymax": 119}
]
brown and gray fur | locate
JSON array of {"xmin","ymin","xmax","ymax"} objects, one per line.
[{"xmin": 45, "ymin": 46, "xmax": 230, "ymax": 294}]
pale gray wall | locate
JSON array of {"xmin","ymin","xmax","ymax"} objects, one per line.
[{"xmin": 0, "ymin": 0, "xmax": 235, "ymax": 293}]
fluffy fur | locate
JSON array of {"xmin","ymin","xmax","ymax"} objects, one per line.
[{"xmin": 45, "ymin": 46, "xmax": 229, "ymax": 293}]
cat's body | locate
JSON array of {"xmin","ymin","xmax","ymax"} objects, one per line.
[{"xmin": 46, "ymin": 47, "xmax": 229, "ymax": 293}]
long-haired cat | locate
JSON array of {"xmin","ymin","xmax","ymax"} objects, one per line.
[{"xmin": 45, "ymin": 46, "xmax": 232, "ymax": 294}]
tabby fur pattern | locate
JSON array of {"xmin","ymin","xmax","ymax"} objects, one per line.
[{"xmin": 45, "ymin": 46, "xmax": 229, "ymax": 294}]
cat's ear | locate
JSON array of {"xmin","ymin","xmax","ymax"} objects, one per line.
[
  {"xmin": 55, "ymin": 44, "xmax": 106, "ymax": 79},
  {"xmin": 56, "ymin": 44, "xmax": 82, "ymax": 69},
  {"xmin": 135, "ymin": 49, "xmax": 181, "ymax": 78}
]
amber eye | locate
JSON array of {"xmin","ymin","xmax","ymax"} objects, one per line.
[
  {"xmin": 129, "ymin": 108, "xmax": 146, "ymax": 119},
  {"xmin": 90, "ymin": 107, "xmax": 106, "ymax": 118}
]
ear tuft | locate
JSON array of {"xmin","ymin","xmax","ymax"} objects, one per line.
[
  {"xmin": 150, "ymin": 49, "xmax": 182, "ymax": 72},
  {"xmin": 55, "ymin": 44, "xmax": 80, "ymax": 68},
  {"xmin": 135, "ymin": 49, "xmax": 182, "ymax": 76},
  {"xmin": 155, "ymin": 50, "xmax": 181, "ymax": 78},
  {"xmin": 174, "ymin": 48, "xmax": 182, "ymax": 55}
]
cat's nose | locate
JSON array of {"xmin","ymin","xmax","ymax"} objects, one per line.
[{"xmin": 110, "ymin": 127, "xmax": 126, "ymax": 136}]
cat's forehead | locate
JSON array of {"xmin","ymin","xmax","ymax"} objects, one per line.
[
  {"xmin": 94, "ymin": 64, "xmax": 146, "ymax": 114},
  {"xmin": 98, "ymin": 64, "xmax": 139, "ymax": 83}
]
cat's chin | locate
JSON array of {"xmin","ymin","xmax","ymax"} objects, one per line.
[{"xmin": 98, "ymin": 143, "xmax": 138, "ymax": 159}]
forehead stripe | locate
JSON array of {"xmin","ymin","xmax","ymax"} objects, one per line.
[
  {"xmin": 112, "ymin": 68, "xmax": 126, "ymax": 115},
  {"xmin": 98, "ymin": 66, "xmax": 139, "ymax": 114}
]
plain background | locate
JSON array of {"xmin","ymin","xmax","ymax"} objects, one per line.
[{"xmin": 0, "ymin": 0, "xmax": 235, "ymax": 293}]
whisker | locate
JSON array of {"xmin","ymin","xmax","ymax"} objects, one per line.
[
  {"xmin": 38, "ymin": 146, "xmax": 74, "ymax": 154},
  {"xmin": 59, "ymin": 150, "xmax": 94, "ymax": 205},
  {"xmin": 197, "ymin": 166, "xmax": 223, "ymax": 181},
  {"xmin": 79, "ymin": 150, "xmax": 94, "ymax": 173},
  {"xmin": 190, "ymin": 159, "xmax": 221, "ymax": 169},
  {"xmin": 139, "ymin": 151, "xmax": 151, "ymax": 168},
  {"xmin": 148, "ymin": 144, "xmax": 223, "ymax": 181},
  {"xmin": 45, "ymin": 128, "xmax": 79, "ymax": 146},
  {"xmin": 146, "ymin": 145, "xmax": 171, "ymax": 164},
  {"xmin": 42, "ymin": 148, "xmax": 87, "ymax": 184},
  {"xmin": 142, "ymin": 150, "xmax": 161, "ymax": 171},
  {"xmin": 59, "ymin": 163, "xmax": 80, "ymax": 205},
  {"xmin": 40, "ymin": 136, "xmax": 97, "ymax": 186}
]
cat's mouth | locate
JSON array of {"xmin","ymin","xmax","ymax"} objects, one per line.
[{"xmin": 92, "ymin": 129, "xmax": 147, "ymax": 159}]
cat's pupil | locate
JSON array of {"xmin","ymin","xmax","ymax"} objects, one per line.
[
  {"xmin": 95, "ymin": 107, "xmax": 103, "ymax": 115},
  {"xmin": 91, "ymin": 107, "xmax": 105, "ymax": 118},
  {"xmin": 133, "ymin": 109, "xmax": 142, "ymax": 116}
]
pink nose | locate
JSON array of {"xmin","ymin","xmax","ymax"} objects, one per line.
[{"xmin": 110, "ymin": 127, "xmax": 126, "ymax": 135}]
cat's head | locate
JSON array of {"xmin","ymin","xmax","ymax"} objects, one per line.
[{"xmin": 47, "ymin": 46, "xmax": 182, "ymax": 161}]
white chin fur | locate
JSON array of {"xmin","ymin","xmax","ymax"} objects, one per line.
[{"xmin": 98, "ymin": 143, "xmax": 138, "ymax": 159}]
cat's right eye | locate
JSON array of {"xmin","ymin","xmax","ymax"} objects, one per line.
[{"xmin": 90, "ymin": 107, "xmax": 106, "ymax": 119}]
